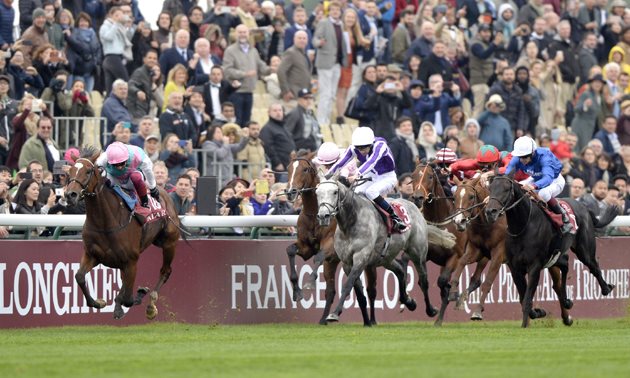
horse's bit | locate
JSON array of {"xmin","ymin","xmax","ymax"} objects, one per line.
[{"xmin": 67, "ymin": 158, "xmax": 100, "ymax": 199}]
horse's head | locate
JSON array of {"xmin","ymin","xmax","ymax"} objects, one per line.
[
  {"xmin": 315, "ymin": 171, "xmax": 341, "ymax": 227},
  {"xmin": 286, "ymin": 152, "xmax": 318, "ymax": 202},
  {"xmin": 65, "ymin": 146, "xmax": 101, "ymax": 206},
  {"xmin": 452, "ymin": 176, "xmax": 486, "ymax": 231},
  {"xmin": 411, "ymin": 160, "xmax": 439, "ymax": 209},
  {"xmin": 485, "ymin": 173, "xmax": 516, "ymax": 224}
]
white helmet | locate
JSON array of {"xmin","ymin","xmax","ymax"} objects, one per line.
[
  {"xmin": 512, "ymin": 136, "xmax": 537, "ymax": 157},
  {"xmin": 352, "ymin": 127, "xmax": 375, "ymax": 147}
]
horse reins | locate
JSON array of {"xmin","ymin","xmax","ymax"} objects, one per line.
[
  {"xmin": 68, "ymin": 158, "xmax": 100, "ymax": 199},
  {"xmin": 487, "ymin": 176, "xmax": 532, "ymax": 237},
  {"xmin": 454, "ymin": 183, "xmax": 487, "ymax": 224}
]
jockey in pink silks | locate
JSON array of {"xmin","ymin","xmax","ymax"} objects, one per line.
[{"xmin": 96, "ymin": 142, "xmax": 159, "ymax": 208}]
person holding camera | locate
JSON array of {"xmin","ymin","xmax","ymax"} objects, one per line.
[
  {"xmin": 158, "ymin": 133, "xmax": 197, "ymax": 184},
  {"xmin": 6, "ymin": 95, "xmax": 51, "ymax": 171},
  {"xmin": 363, "ymin": 75, "xmax": 412, "ymax": 141},
  {"xmin": 64, "ymin": 12, "xmax": 101, "ymax": 93},
  {"xmin": 41, "ymin": 70, "xmax": 72, "ymax": 116},
  {"xmin": 202, "ymin": 124, "xmax": 250, "ymax": 187}
]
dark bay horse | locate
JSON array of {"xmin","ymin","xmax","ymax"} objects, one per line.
[
  {"xmin": 65, "ymin": 147, "xmax": 181, "ymax": 320},
  {"xmin": 485, "ymin": 174, "xmax": 617, "ymax": 327},
  {"xmin": 411, "ymin": 160, "xmax": 485, "ymax": 326},
  {"xmin": 286, "ymin": 153, "xmax": 372, "ymax": 325},
  {"xmin": 451, "ymin": 176, "xmax": 508, "ymax": 320}
]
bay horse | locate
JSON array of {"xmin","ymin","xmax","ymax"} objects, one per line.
[
  {"xmin": 485, "ymin": 174, "xmax": 617, "ymax": 327},
  {"xmin": 316, "ymin": 173, "xmax": 456, "ymax": 323},
  {"xmin": 65, "ymin": 147, "xmax": 181, "ymax": 320},
  {"xmin": 411, "ymin": 160, "xmax": 486, "ymax": 326},
  {"xmin": 450, "ymin": 176, "xmax": 508, "ymax": 320},
  {"xmin": 286, "ymin": 153, "xmax": 386, "ymax": 326}
]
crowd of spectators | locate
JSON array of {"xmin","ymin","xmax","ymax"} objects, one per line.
[{"xmin": 0, "ymin": 0, "xmax": 629, "ymax": 237}]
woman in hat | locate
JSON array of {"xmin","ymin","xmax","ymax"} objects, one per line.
[{"xmin": 571, "ymin": 74, "xmax": 604, "ymax": 152}]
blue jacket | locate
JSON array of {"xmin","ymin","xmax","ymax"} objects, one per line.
[
  {"xmin": 0, "ymin": 2, "xmax": 15, "ymax": 46},
  {"xmin": 477, "ymin": 111, "xmax": 513, "ymax": 152},
  {"xmin": 416, "ymin": 93, "xmax": 461, "ymax": 135},
  {"xmin": 505, "ymin": 148, "xmax": 562, "ymax": 189},
  {"xmin": 593, "ymin": 129, "xmax": 617, "ymax": 157},
  {"xmin": 101, "ymin": 93, "xmax": 134, "ymax": 133},
  {"xmin": 284, "ymin": 25, "xmax": 313, "ymax": 51}
]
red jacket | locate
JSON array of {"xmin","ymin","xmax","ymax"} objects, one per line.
[{"xmin": 450, "ymin": 155, "xmax": 529, "ymax": 181}]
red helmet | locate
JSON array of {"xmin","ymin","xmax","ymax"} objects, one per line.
[{"xmin": 476, "ymin": 145, "xmax": 500, "ymax": 163}]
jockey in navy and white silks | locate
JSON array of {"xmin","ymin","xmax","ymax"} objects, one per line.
[
  {"xmin": 326, "ymin": 127, "xmax": 406, "ymax": 231},
  {"xmin": 504, "ymin": 136, "xmax": 571, "ymax": 234}
]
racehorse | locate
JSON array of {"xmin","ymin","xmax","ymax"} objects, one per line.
[
  {"xmin": 286, "ymin": 153, "xmax": 379, "ymax": 325},
  {"xmin": 485, "ymin": 174, "xmax": 617, "ymax": 327},
  {"xmin": 450, "ymin": 176, "xmax": 507, "ymax": 320},
  {"xmin": 411, "ymin": 160, "xmax": 484, "ymax": 326},
  {"xmin": 316, "ymin": 173, "xmax": 456, "ymax": 323},
  {"xmin": 65, "ymin": 146, "xmax": 181, "ymax": 320}
]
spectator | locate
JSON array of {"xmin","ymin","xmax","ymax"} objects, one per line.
[
  {"xmin": 284, "ymin": 88, "xmax": 320, "ymax": 152},
  {"xmin": 203, "ymin": 24, "xmax": 227, "ymax": 61},
  {"xmin": 101, "ymin": 79, "xmax": 133, "ymax": 134},
  {"xmin": 236, "ymin": 120, "xmax": 266, "ymax": 182},
  {"xmin": 596, "ymin": 152, "xmax": 614, "ymax": 184},
  {"xmin": 459, "ymin": 119, "xmax": 484, "ymax": 160},
  {"xmin": 19, "ymin": 116, "xmax": 59, "ymax": 171},
  {"xmin": 251, "ymin": 189, "xmax": 273, "ymax": 215},
  {"xmin": 283, "ymin": 7, "xmax": 312, "ymax": 51},
  {"xmin": 45, "ymin": 5, "xmax": 70, "ymax": 51},
  {"xmin": 223, "ymin": 24, "xmax": 271, "ymax": 126},
  {"xmin": 548, "ymin": 20, "xmax": 580, "ymax": 116},
  {"xmin": 388, "ymin": 116, "xmax": 417, "ymax": 176},
  {"xmin": 189, "ymin": 37, "xmax": 221, "ymax": 86},
  {"xmin": 581, "ymin": 179, "xmax": 609, "ymax": 214},
  {"xmin": 199, "ymin": 65, "xmax": 239, "ymax": 122},
  {"xmin": 416, "ymin": 74, "xmax": 461, "ymax": 136},
  {"xmin": 67, "ymin": 79, "xmax": 95, "ymax": 118},
  {"xmin": 130, "ymin": 20, "xmax": 158, "ymax": 73},
  {"xmin": 577, "ymin": 32, "xmax": 599, "ymax": 86},
  {"xmin": 31, "ymin": 44, "xmax": 69, "ymax": 88},
  {"xmin": 184, "ymin": 89, "xmax": 211, "ymax": 147},
  {"xmin": 278, "ymin": 30, "xmax": 311, "ymax": 107},
  {"xmin": 130, "ymin": 116, "xmax": 156, "ymax": 148},
  {"xmin": 18, "ymin": 7, "xmax": 48, "ymax": 67},
  {"xmin": 396, "ymin": 173, "xmax": 414, "ymax": 200},
  {"xmin": 417, "ymin": 121, "xmax": 442, "ymax": 160},
  {"xmin": 365, "ymin": 75, "xmax": 412, "ymax": 141},
  {"xmin": 143, "ymin": 134, "xmax": 160, "ymax": 162},
  {"xmin": 604, "ymin": 62, "xmax": 623, "ymax": 118},
  {"xmin": 0, "ymin": 75, "xmax": 18, "ymax": 165},
  {"xmin": 488, "ymin": 66, "xmax": 526, "ymax": 136},
  {"xmin": 576, "ymin": 146, "xmax": 599, "ymax": 189},
  {"xmin": 312, "ymin": 1, "xmax": 345, "ymax": 126},
  {"xmin": 515, "ymin": 66, "xmax": 541, "ymax": 137},
  {"xmin": 159, "ymin": 91, "xmax": 196, "ymax": 144},
  {"xmin": 202, "ymin": 124, "xmax": 250, "ymax": 187},
  {"xmin": 595, "ymin": 115, "xmax": 622, "ymax": 157},
  {"xmin": 6, "ymin": 95, "xmax": 50, "ymax": 170},
  {"xmin": 40, "ymin": 69, "xmax": 71, "ymax": 117},
  {"xmin": 6, "ymin": 49, "xmax": 44, "ymax": 100},
  {"xmin": 406, "ymin": 20, "xmax": 435, "ymax": 62},
  {"xmin": 26, "ymin": 160, "xmax": 44, "ymax": 185},
  {"xmin": 153, "ymin": 160, "xmax": 174, "ymax": 192},
  {"xmin": 162, "ymin": 63, "xmax": 189, "ymax": 112},
  {"xmin": 571, "ymin": 74, "xmax": 604, "ymax": 152},
  {"xmin": 417, "ymin": 40, "xmax": 453, "ymax": 86},
  {"xmin": 128, "ymin": 49, "xmax": 160, "ymax": 124},
  {"xmin": 469, "ymin": 24, "xmax": 502, "ymax": 114},
  {"xmin": 14, "ymin": 178, "xmax": 54, "ymax": 215},
  {"xmin": 169, "ymin": 174, "xmax": 193, "ymax": 215},
  {"xmin": 569, "ymin": 177, "xmax": 586, "ymax": 200},
  {"xmin": 618, "ymin": 100, "xmax": 630, "ymax": 145},
  {"xmin": 348, "ymin": 64, "xmax": 378, "ymax": 127},
  {"xmin": 159, "ymin": 29, "xmax": 193, "ymax": 84},
  {"xmin": 0, "ymin": 0, "xmax": 14, "ymax": 50},
  {"xmin": 478, "ymin": 95, "xmax": 514, "ymax": 152},
  {"xmin": 391, "ymin": 10, "xmax": 415, "ymax": 66},
  {"xmin": 153, "ymin": 11, "xmax": 173, "ymax": 52},
  {"xmin": 203, "ymin": 0, "xmax": 241, "ymax": 40},
  {"xmin": 99, "ymin": 6, "xmax": 133, "ymax": 94},
  {"xmin": 259, "ymin": 103, "xmax": 294, "ymax": 173},
  {"xmin": 262, "ymin": 55, "xmax": 282, "ymax": 101}
]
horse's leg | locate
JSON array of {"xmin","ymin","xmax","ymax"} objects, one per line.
[
  {"xmin": 522, "ymin": 267, "xmax": 543, "ymax": 328},
  {"xmin": 549, "ymin": 259, "xmax": 573, "ymax": 326},
  {"xmin": 450, "ymin": 243, "xmax": 482, "ymax": 308},
  {"xmin": 383, "ymin": 258, "xmax": 417, "ymax": 312},
  {"xmin": 113, "ymin": 261, "xmax": 138, "ymax": 320},
  {"xmin": 509, "ymin": 264, "xmax": 528, "ymax": 326},
  {"xmin": 318, "ymin": 257, "xmax": 338, "ymax": 325},
  {"xmin": 467, "ymin": 257, "xmax": 489, "ymax": 296},
  {"xmin": 364, "ymin": 265, "xmax": 378, "ymax": 325},
  {"xmin": 352, "ymin": 272, "xmax": 371, "ymax": 327},
  {"xmin": 287, "ymin": 243, "xmax": 305, "ymax": 301},
  {"xmin": 305, "ymin": 250, "xmax": 325, "ymax": 289},
  {"xmin": 144, "ymin": 242, "xmax": 176, "ymax": 320},
  {"xmin": 471, "ymin": 246, "xmax": 504, "ymax": 321},
  {"xmin": 572, "ymin": 232, "xmax": 614, "ymax": 296},
  {"xmin": 433, "ymin": 253, "xmax": 461, "ymax": 326},
  {"xmin": 327, "ymin": 256, "xmax": 368, "ymax": 322},
  {"xmin": 75, "ymin": 251, "xmax": 106, "ymax": 309}
]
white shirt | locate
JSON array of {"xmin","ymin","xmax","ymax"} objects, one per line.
[{"xmin": 210, "ymin": 82, "xmax": 222, "ymax": 118}]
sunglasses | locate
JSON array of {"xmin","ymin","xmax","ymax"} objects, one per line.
[{"xmin": 520, "ymin": 154, "xmax": 532, "ymax": 160}]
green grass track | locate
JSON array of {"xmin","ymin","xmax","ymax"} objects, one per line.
[{"xmin": 2, "ymin": 319, "xmax": 630, "ymax": 377}]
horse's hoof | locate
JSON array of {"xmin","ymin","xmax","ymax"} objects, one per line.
[
  {"xmin": 405, "ymin": 299, "xmax": 417, "ymax": 312},
  {"xmin": 563, "ymin": 316, "xmax": 573, "ymax": 326},
  {"xmin": 564, "ymin": 299, "xmax": 574, "ymax": 310},
  {"xmin": 94, "ymin": 299, "xmax": 107, "ymax": 309},
  {"xmin": 455, "ymin": 294, "xmax": 467, "ymax": 311},
  {"xmin": 113, "ymin": 309, "xmax": 126, "ymax": 320},
  {"xmin": 303, "ymin": 281, "xmax": 315, "ymax": 290},
  {"xmin": 326, "ymin": 313, "xmax": 340, "ymax": 322},
  {"xmin": 602, "ymin": 284, "xmax": 615, "ymax": 296},
  {"xmin": 292, "ymin": 288, "xmax": 304, "ymax": 302},
  {"xmin": 318, "ymin": 319, "xmax": 328, "ymax": 326},
  {"xmin": 433, "ymin": 319, "xmax": 443, "ymax": 327},
  {"xmin": 134, "ymin": 287, "xmax": 150, "ymax": 305},
  {"xmin": 146, "ymin": 304, "xmax": 158, "ymax": 320},
  {"xmin": 426, "ymin": 306, "xmax": 438, "ymax": 318},
  {"xmin": 370, "ymin": 320, "xmax": 378, "ymax": 326},
  {"xmin": 471, "ymin": 311, "xmax": 483, "ymax": 321},
  {"xmin": 448, "ymin": 291, "xmax": 460, "ymax": 302},
  {"xmin": 530, "ymin": 308, "xmax": 547, "ymax": 319},
  {"xmin": 363, "ymin": 322, "xmax": 372, "ymax": 327}
]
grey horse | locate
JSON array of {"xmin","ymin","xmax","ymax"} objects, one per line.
[{"xmin": 316, "ymin": 173, "xmax": 457, "ymax": 322}]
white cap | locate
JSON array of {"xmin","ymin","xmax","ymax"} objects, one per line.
[
  {"xmin": 512, "ymin": 136, "xmax": 537, "ymax": 157},
  {"xmin": 352, "ymin": 127, "xmax": 375, "ymax": 147}
]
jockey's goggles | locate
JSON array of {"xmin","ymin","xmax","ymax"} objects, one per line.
[{"xmin": 112, "ymin": 161, "xmax": 126, "ymax": 168}]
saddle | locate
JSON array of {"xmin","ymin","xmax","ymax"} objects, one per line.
[
  {"xmin": 112, "ymin": 186, "xmax": 168, "ymax": 225},
  {"xmin": 526, "ymin": 191, "xmax": 578, "ymax": 235},
  {"xmin": 374, "ymin": 202, "xmax": 411, "ymax": 235}
]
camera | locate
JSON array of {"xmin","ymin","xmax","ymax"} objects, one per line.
[
  {"xmin": 384, "ymin": 82, "xmax": 396, "ymax": 90},
  {"xmin": 178, "ymin": 140, "xmax": 188, "ymax": 147}
]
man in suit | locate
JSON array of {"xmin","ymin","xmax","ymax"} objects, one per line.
[
  {"xmin": 128, "ymin": 49, "xmax": 160, "ymax": 124},
  {"xmin": 278, "ymin": 30, "xmax": 311, "ymax": 109},
  {"xmin": 283, "ymin": 7, "xmax": 312, "ymax": 51},
  {"xmin": 223, "ymin": 24, "xmax": 271, "ymax": 126},
  {"xmin": 312, "ymin": 1, "xmax": 346, "ymax": 126},
  {"xmin": 188, "ymin": 37, "xmax": 222, "ymax": 86},
  {"xmin": 159, "ymin": 91, "xmax": 196, "ymax": 144},
  {"xmin": 200, "ymin": 65, "xmax": 239, "ymax": 121},
  {"xmin": 184, "ymin": 88, "xmax": 211, "ymax": 148},
  {"xmin": 159, "ymin": 29, "xmax": 193, "ymax": 79}
]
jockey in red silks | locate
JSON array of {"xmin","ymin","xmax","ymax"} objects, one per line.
[
  {"xmin": 450, "ymin": 144, "xmax": 529, "ymax": 181},
  {"xmin": 96, "ymin": 142, "xmax": 159, "ymax": 208}
]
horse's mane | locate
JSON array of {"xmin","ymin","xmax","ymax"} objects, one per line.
[
  {"xmin": 79, "ymin": 145, "xmax": 101, "ymax": 159},
  {"xmin": 336, "ymin": 181, "xmax": 358, "ymax": 234}
]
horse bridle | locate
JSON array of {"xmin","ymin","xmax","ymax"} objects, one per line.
[
  {"xmin": 414, "ymin": 163, "xmax": 453, "ymax": 204},
  {"xmin": 454, "ymin": 182, "xmax": 487, "ymax": 224},
  {"xmin": 68, "ymin": 158, "xmax": 101, "ymax": 199},
  {"xmin": 285, "ymin": 157, "xmax": 318, "ymax": 201},
  {"xmin": 487, "ymin": 175, "xmax": 531, "ymax": 237},
  {"xmin": 317, "ymin": 177, "xmax": 370, "ymax": 218}
]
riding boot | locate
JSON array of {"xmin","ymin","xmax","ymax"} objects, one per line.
[
  {"xmin": 374, "ymin": 195, "xmax": 406, "ymax": 232},
  {"xmin": 548, "ymin": 199, "xmax": 571, "ymax": 234},
  {"xmin": 141, "ymin": 195, "xmax": 150, "ymax": 208}
]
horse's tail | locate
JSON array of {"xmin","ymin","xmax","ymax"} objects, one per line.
[
  {"xmin": 426, "ymin": 224, "xmax": 457, "ymax": 250},
  {"xmin": 590, "ymin": 205, "xmax": 619, "ymax": 229}
]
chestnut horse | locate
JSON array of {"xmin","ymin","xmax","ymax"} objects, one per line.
[
  {"xmin": 65, "ymin": 147, "xmax": 181, "ymax": 320},
  {"xmin": 411, "ymin": 160, "xmax": 487, "ymax": 326},
  {"xmin": 450, "ymin": 176, "xmax": 508, "ymax": 320}
]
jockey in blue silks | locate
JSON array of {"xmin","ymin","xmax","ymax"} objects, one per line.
[
  {"xmin": 326, "ymin": 127, "xmax": 406, "ymax": 232},
  {"xmin": 504, "ymin": 136, "xmax": 572, "ymax": 234}
]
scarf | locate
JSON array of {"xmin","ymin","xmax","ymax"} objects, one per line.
[
  {"xmin": 396, "ymin": 129, "xmax": 419, "ymax": 160},
  {"xmin": 76, "ymin": 27, "xmax": 95, "ymax": 44}
]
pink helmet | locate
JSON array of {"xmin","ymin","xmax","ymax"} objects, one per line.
[
  {"xmin": 106, "ymin": 142, "xmax": 129, "ymax": 165},
  {"xmin": 64, "ymin": 147, "xmax": 80, "ymax": 164},
  {"xmin": 313, "ymin": 142, "xmax": 340, "ymax": 165}
]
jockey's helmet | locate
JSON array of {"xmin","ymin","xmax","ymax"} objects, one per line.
[
  {"xmin": 352, "ymin": 127, "xmax": 375, "ymax": 147},
  {"xmin": 477, "ymin": 145, "xmax": 501, "ymax": 163},
  {"xmin": 313, "ymin": 142, "xmax": 340, "ymax": 165},
  {"xmin": 106, "ymin": 142, "xmax": 129, "ymax": 165},
  {"xmin": 436, "ymin": 148, "xmax": 457, "ymax": 164},
  {"xmin": 512, "ymin": 136, "xmax": 537, "ymax": 157}
]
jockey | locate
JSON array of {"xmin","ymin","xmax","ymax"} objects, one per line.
[
  {"xmin": 312, "ymin": 142, "xmax": 357, "ymax": 176},
  {"xmin": 505, "ymin": 136, "xmax": 572, "ymax": 234},
  {"xmin": 326, "ymin": 127, "xmax": 406, "ymax": 232},
  {"xmin": 450, "ymin": 145, "xmax": 503, "ymax": 180},
  {"xmin": 96, "ymin": 142, "xmax": 159, "ymax": 208},
  {"xmin": 434, "ymin": 148, "xmax": 458, "ymax": 194}
]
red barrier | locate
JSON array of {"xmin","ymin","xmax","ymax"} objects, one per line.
[{"xmin": 0, "ymin": 238, "xmax": 628, "ymax": 328}]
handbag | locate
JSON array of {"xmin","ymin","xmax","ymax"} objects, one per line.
[{"xmin": 344, "ymin": 96, "xmax": 361, "ymax": 120}]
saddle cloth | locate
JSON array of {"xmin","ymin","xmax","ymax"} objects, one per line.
[
  {"xmin": 375, "ymin": 202, "xmax": 412, "ymax": 234},
  {"xmin": 541, "ymin": 200, "xmax": 578, "ymax": 235},
  {"xmin": 112, "ymin": 186, "xmax": 168, "ymax": 225}
]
